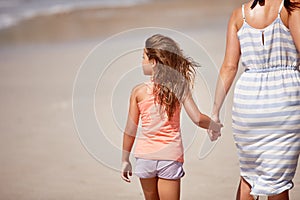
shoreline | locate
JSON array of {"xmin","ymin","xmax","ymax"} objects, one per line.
[{"xmin": 0, "ymin": 0, "xmax": 239, "ymax": 46}]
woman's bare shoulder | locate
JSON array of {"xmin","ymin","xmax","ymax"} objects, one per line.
[{"xmin": 229, "ymin": 6, "xmax": 244, "ymax": 31}]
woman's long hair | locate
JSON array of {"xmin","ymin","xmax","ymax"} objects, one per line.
[
  {"xmin": 250, "ymin": 0, "xmax": 300, "ymax": 13},
  {"xmin": 145, "ymin": 34, "xmax": 199, "ymax": 120},
  {"xmin": 284, "ymin": 0, "xmax": 300, "ymax": 14}
]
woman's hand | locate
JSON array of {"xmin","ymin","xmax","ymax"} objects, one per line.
[{"xmin": 121, "ymin": 161, "xmax": 132, "ymax": 183}]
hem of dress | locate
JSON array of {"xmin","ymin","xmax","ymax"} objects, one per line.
[{"xmin": 241, "ymin": 175, "xmax": 294, "ymax": 197}]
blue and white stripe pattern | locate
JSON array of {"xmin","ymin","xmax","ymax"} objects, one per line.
[{"xmin": 233, "ymin": 1, "xmax": 300, "ymax": 196}]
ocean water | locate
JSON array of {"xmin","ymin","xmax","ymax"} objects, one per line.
[{"xmin": 0, "ymin": 0, "xmax": 150, "ymax": 30}]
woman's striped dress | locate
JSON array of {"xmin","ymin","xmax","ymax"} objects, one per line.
[{"xmin": 233, "ymin": 1, "xmax": 300, "ymax": 196}]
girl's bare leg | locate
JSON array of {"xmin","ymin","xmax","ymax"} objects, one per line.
[
  {"xmin": 140, "ymin": 177, "xmax": 160, "ymax": 200},
  {"xmin": 157, "ymin": 178, "xmax": 181, "ymax": 200}
]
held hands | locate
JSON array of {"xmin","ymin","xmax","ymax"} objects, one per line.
[
  {"xmin": 121, "ymin": 161, "xmax": 132, "ymax": 183},
  {"xmin": 207, "ymin": 114, "xmax": 223, "ymax": 141}
]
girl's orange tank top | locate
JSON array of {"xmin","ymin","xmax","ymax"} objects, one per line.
[{"xmin": 134, "ymin": 81, "xmax": 184, "ymax": 163}]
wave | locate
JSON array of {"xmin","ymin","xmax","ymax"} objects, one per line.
[{"xmin": 0, "ymin": 0, "xmax": 151, "ymax": 30}]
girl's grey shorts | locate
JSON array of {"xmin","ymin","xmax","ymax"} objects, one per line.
[{"xmin": 135, "ymin": 158, "xmax": 185, "ymax": 180}]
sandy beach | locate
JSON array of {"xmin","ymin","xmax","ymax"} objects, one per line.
[{"xmin": 0, "ymin": 0, "xmax": 299, "ymax": 199}]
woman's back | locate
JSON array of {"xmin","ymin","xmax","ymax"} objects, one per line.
[
  {"xmin": 242, "ymin": 0, "xmax": 288, "ymax": 29},
  {"xmin": 237, "ymin": 0, "xmax": 300, "ymax": 70}
]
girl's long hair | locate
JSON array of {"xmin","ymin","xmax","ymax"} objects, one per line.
[{"xmin": 145, "ymin": 34, "xmax": 199, "ymax": 120}]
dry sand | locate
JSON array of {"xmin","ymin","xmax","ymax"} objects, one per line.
[{"xmin": 0, "ymin": 0, "xmax": 299, "ymax": 199}]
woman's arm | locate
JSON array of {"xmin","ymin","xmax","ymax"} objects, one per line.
[
  {"xmin": 211, "ymin": 9, "xmax": 241, "ymax": 120},
  {"xmin": 289, "ymin": 1, "xmax": 300, "ymax": 52},
  {"xmin": 121, "ymin": 87, "xmax": 140, "ymax": 182}
]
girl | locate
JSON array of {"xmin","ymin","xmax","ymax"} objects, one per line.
[
  {"xmin": 210, "ymin": 0, "xmax": 300, "ymax": 199},
  {"xmin": 121, "ymin": 34, "xmax": 222, "ymax": 200}
]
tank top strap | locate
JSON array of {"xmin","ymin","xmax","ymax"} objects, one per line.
[
  {"xmin": 278, "ymin": 0, "xmax": 284, "ymax": 16},
  {"xmin": 242, "ymin": 4, "xmax": 246, "ymax": 22}
]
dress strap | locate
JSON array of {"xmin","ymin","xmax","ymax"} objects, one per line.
[
  {"xmin": 242, "ymin": 4, "xmax": 246, "ymax": 21},
  {"xmin": 278, "ymin": 0, "xmax": 284, "ymax": 15}
]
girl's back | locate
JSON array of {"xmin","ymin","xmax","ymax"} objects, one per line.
[{"xmin": 133, "ymin": 81, "xmax": 184, "ymax": 163}]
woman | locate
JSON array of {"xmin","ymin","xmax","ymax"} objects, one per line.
[{"xmin": 210, "ymin": 0, "xmax": 300, "ymax": 199}]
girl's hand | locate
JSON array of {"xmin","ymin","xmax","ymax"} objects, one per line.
[
  {"xmin": 121, "ymin": 161, "xmax": 132, "ymax": 183},
  {"xmin": 207, "ymin": 114, "xmax": 223, "ymax": 141},
  {"xmin": 207, "ymin": 128, "xmax": 222, "ymax": 141}
]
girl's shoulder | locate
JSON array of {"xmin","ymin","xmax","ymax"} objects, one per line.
[
  {"xmin": 131, "ymin": 82, "xmax": 148, "ymax": 93},
  {"xmin": 131, "ymin": 82, "xmax": 152, "ymax": 103}
]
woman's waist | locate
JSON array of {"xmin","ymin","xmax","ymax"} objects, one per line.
[{"xmin": 244, "ymin": 65, "xmax": 299, "ymax": 73}]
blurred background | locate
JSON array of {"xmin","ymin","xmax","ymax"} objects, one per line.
[{"xmin": 0, "ymin": 0, "xmax": 299, "ymax": 199}]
